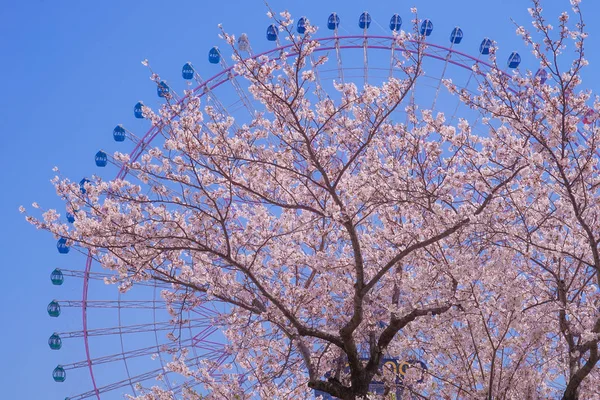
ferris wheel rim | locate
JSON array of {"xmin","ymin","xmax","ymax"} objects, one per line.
[
  {"xmin": 115, "ymin": 35, "xmax": 508, "ymax": 182},
  {"xmin": 76, "ymin": 33, "xmax": 512, "ymax": 400}
]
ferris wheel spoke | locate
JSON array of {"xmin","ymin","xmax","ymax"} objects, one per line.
[
  {"xmin": 147, "ymin": 280, "xmax": 174, "ymax": 394},
  {"xmin": 191, "ymin": 325, "xmax": 219, "ymax": 345},
  {"xmin": 190, "ymin": 346, "xmax": 229, "ymax": 363},
  {"xmin": 61, "ymin": 339, "xmax": 197, "ymax": 370},
  {"xmin": 309, "ymin": 54, "xmax": 330, "ymax": 101},
  {"xmin": 190, "ymin": 302, "xmax": 223, "ymax": 317},
  {"xmin": 213, "ymin": 50, "xmax": 257, "ymax": 119},
  {"xmin": 448, "ymin": 67, "xmax": 479, "ymax": 124},
  {"xmin": 431, "ymin": 38, "xmax": 456, "ymax": 111},
  {"xmin": 61, "ymin": 340, "xmax": 226, "ymax": 375},
  {"xmin": 110, "ymin": 119, "xmax": 241, "ymax": 196},
  {"xmin": 188, "ymin": 67, "xmax": 244, "ymax": 133},
  {"xmin": 334, "ymin": 39, "xmax": 344, "ymax": 85},
  {"xmin": 206, "ymin": 351, "xmax": 231, "ymax": 373},
  {"xmin": 359, "ymin": 12, "xmax": 372, "ymax": 86},
  {"xmin": 363, "ymin": 36, "xmax": 369, "ymax": 87},
  {"xmin": 59, "ymin": 269, "xmax": 114, "ymax": 281},
  {"xmin": 57, "ymin": 319, "xmax": 215, "ymax": 339},
  {"xmin": 115, "ymin": 124, "xmax": 142, "ymax": 146},
  {"xmin": 130, "ymin": 357, "xmax": 238, "ymax": 397},
  {"xmin": 388, "ymin": 40, "xmax": 397, "ymax": 79},
  {"xmin": 448, "ymin": 41, "xmax": 498, "ymax": 124},
  {"xmin": 192, "ymin": 343, "xmax": 229, "ymax": 358},
  {"xmin": 58, "ymin": 299, "xmax": 176, "ymax": 309},
  {"xmin": 55, "ymin": 268, "xmax": 181, "ymax": 290},
  {"xmin": 68, "ymin": 367, "xmax": 167, "ymax": 400},
  {"xmin": 328, "ymin": 13, "xmax": 344, "ymax": 85}
]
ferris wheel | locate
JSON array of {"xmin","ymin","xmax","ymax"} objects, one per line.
[{"xmin": 45, "ymin": 9, "xmax": 535, "ymax": 400}]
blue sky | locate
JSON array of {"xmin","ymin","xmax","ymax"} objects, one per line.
[{"xmin": 1, "ymin": 1, "xmax": 598, "ymax": 399}]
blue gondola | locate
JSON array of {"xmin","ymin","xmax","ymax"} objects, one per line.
[
  {"xmin": 359, "ymin": 12, "xmax": 371, "ymax": 29},
  {"xmin": 51, "ymin": 269, "xmax": 64, "ymax": 286},
  {"xmin": 266, "ymin": 25, "xmax": 278, "ymax": 41},
  {"xmin": 297, "ymin": 17, "xmax": 306, "ymax": 34},
  {"xmin": 535, "ymin": 68, "xmax": 548, "ymax": 84},
  {"xmin": 48, "ymin": 333, "xmax": 62, "ymax": 349},
  {"xmin": 208, "ymin": 47, "xmax": 221, "ymax": 64},
  {"xmin": 57, "ymin": 238, "xmax": 69, "ymax": 254},
  {"xmin": 66, "ymin": 211, "xmax": 75, "ymax": 223},
  {"xmin": 238, "ymin": 34, "xmax": 250, "ymax": 51},
  {"xmin": 327, "ymin": 13, "xmax": 340, "ymax": 30},
  {"xmin": 113, "ymin": 125, "xmax": 126, "ymax": 142},
  {"xmin": 79, "ymin": 178, "xmax": 90, "ymax": 194},
  {"xmin": 508, "ymin": 52, "xmax": 521, "ymax": 68},
  {"xmin": 583, "ymin": 109, "xmax": 598, "ymax": 124},
  {"xmin": 450, "ymin": 27, "xmax": 463, "ymax": 44},
  {"xmin": 157, "ymin": 81, "xmax": 169, "ymax": 98},
  {"xmin": 389, "ymin": 14, "xmax": 402, "ymax": 31},
  {"xmin": 53, "ymin": 365, "xmax": 66, "ymax": 382},
  {"xmin": 134, "ymin": 101, "xmax": 144, "ymax": 119},
  {"xmin": 182, "ymin": 62, "xmax": 194, "ymax": 80},
  {"xmin": 48, "ymin": 301, "xmax": 61, "ymax": 317},
  {"xmin": 95, "ymin": 150, "xmax": 107, "ymax": 167},
  {"xmin": 420, "ymin": 19, "xmax": 433, "ymax": 36},
  {"xmin": 479, "ymin": 38, "xmax": 493, "ymax": 55}
]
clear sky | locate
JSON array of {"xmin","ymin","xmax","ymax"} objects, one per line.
[{"xmin": 1, "ymin": 0, "xmax": 598, "ymax": 399}]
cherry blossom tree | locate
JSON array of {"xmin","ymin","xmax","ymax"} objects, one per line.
[
  {"xmin": 24, "ymin": 1, "xmax": 599, "ymax": 399},
  {"xmin": 442, "ymin": 1, "xmax": 600, "ymax": 398}
]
